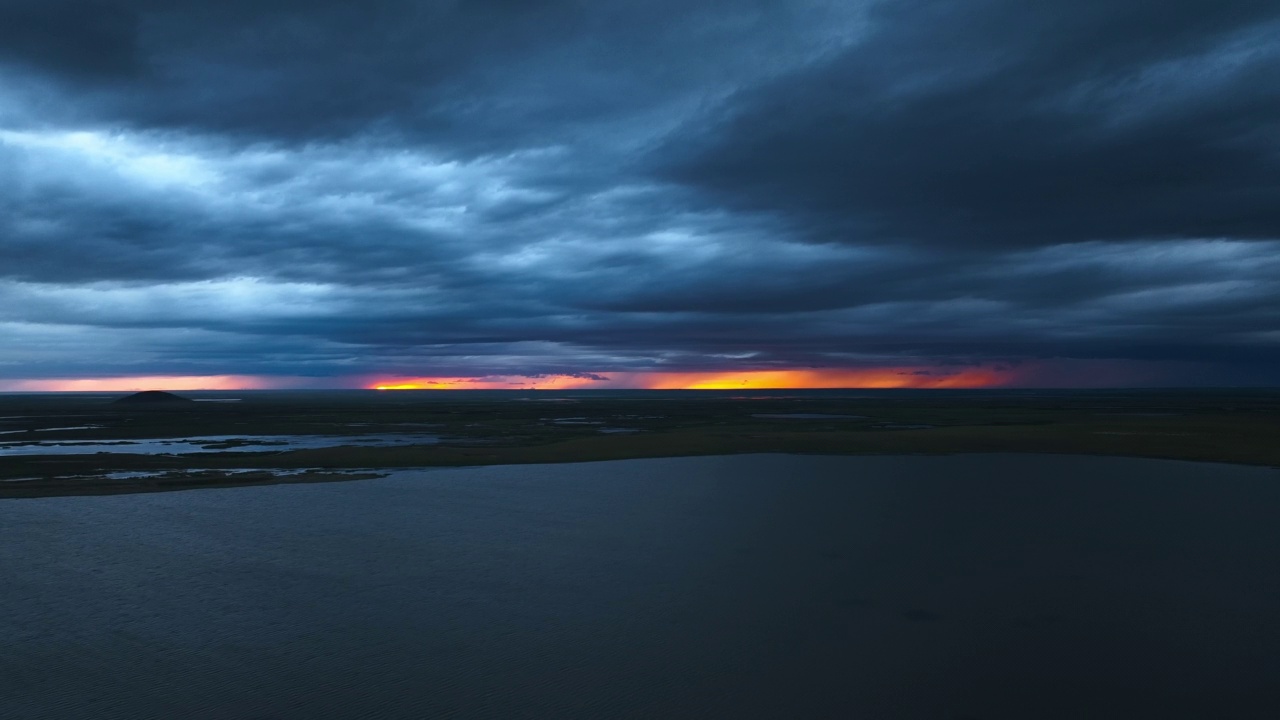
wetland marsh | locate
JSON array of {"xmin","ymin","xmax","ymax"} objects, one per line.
[{"xmin": 1, "ymin": 389, "xmax": 1277, "ymax": 497}]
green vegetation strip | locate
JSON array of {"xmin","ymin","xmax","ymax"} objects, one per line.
[{"xmin": 3, "ymin": 390, "xmax": 1278, "ymax": 497}]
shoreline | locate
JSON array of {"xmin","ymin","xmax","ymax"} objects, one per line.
[
  {"xmin": 4, "ymin": 442, "xmax": 1278, "ymax": 500},
  {"xmin": 5, "ymin": 389, "xmax": 1278, "ymax": 498}
]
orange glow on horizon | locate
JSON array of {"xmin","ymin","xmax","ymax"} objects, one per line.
[
  {"xmin": 373, "ymin": 374, "xmax": 606, "ymax": 391},
  {"xmin": 632, "ymin": 368, "xmax": 1002, "ymax": 390},
  {"xmin": 370, "ymin": 367, "xmax": 1005, "ymax": 391},
  {"xmin": 0, "ymin": 361, "xmax": 1164, "ymax": 393}
]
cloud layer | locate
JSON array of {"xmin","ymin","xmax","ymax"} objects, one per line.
[{"xmin": 2, "ymin": 0, "xmax": 1278, "ymax": 386}]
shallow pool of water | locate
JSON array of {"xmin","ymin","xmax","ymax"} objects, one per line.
[{"xmin": 0, "ymin": 433, "xmax": 441, "ymax": 456}]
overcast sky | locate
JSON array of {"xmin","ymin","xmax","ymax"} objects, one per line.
[{"xmin": 2, "ymin": 0, "xmax": 1278, "ymax": 389}]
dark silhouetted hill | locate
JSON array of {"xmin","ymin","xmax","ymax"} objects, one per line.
[{"xmin": 112, "ymin": 390, "xmax": 194, "ymax": 405}]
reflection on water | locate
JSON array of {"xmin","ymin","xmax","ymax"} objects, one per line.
[
  {"xmin": 3, "ymin": 454, "xmax": 1279, "ymax": 719},
  {"xmin": 3, "ymin": 468, "xmax": 378, "ymax": 485},
  {"xmin": 1, "ymin": 426, "xmax": 104, "ymax": 436},
  {"xmin": 0, "ymin": 433, "xmax": 441, "ymax": 456}
]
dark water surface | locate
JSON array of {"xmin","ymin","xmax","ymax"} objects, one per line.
[{"xmin": 3, "ymin": 454, "xmax": 1279, "ymax": 719}]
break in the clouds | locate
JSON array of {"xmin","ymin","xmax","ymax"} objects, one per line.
[{"xmin": 1, "ymin": 0, "xmax": 1278, "ymax": 388}]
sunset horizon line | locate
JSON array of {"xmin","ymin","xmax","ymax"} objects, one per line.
[{"xmin": 0, "ymin": 361, "xmax": 1259, "ymax": 393}]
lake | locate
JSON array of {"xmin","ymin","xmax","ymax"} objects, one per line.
[{"xmin": 3, "ymin": 454, "xmax": 1278, "ymax": 719}]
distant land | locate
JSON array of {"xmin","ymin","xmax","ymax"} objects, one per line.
[
  {"xmin": 1, "ymin": 388, "xmax": 1278, "ymax": 498},
  {"xmin": 111, "ymin": 390, "xmax": 195, "ymax": 405}
]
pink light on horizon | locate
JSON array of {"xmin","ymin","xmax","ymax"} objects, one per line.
[{"xmin": 0, "ymin": 375, "xmax": 283, "ymax": 392}]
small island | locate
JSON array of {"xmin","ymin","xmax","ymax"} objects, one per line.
[{"xmin": 111, "ymin": 391, "xmax": 195, "ymax": 406}]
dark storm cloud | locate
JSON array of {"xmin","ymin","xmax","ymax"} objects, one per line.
[
  {"xmin": 3, "ymin": 0, "xmax": 854, "ymax": 150},
  {"xmin": 662, "ymin": 0, "xmax": 1280, "ymax": 248},
  {"xmin": 1, "ymin": 0, "xmax": 1278, "ymax": 384},
  {"xmin": 0, "ymin": 1, "xmax": 140, "ymax": 79}
]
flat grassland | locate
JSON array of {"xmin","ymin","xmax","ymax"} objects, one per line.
[{"xmin": 2, "ymin": 389, "xmax": 1277, "ymax": 497}]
